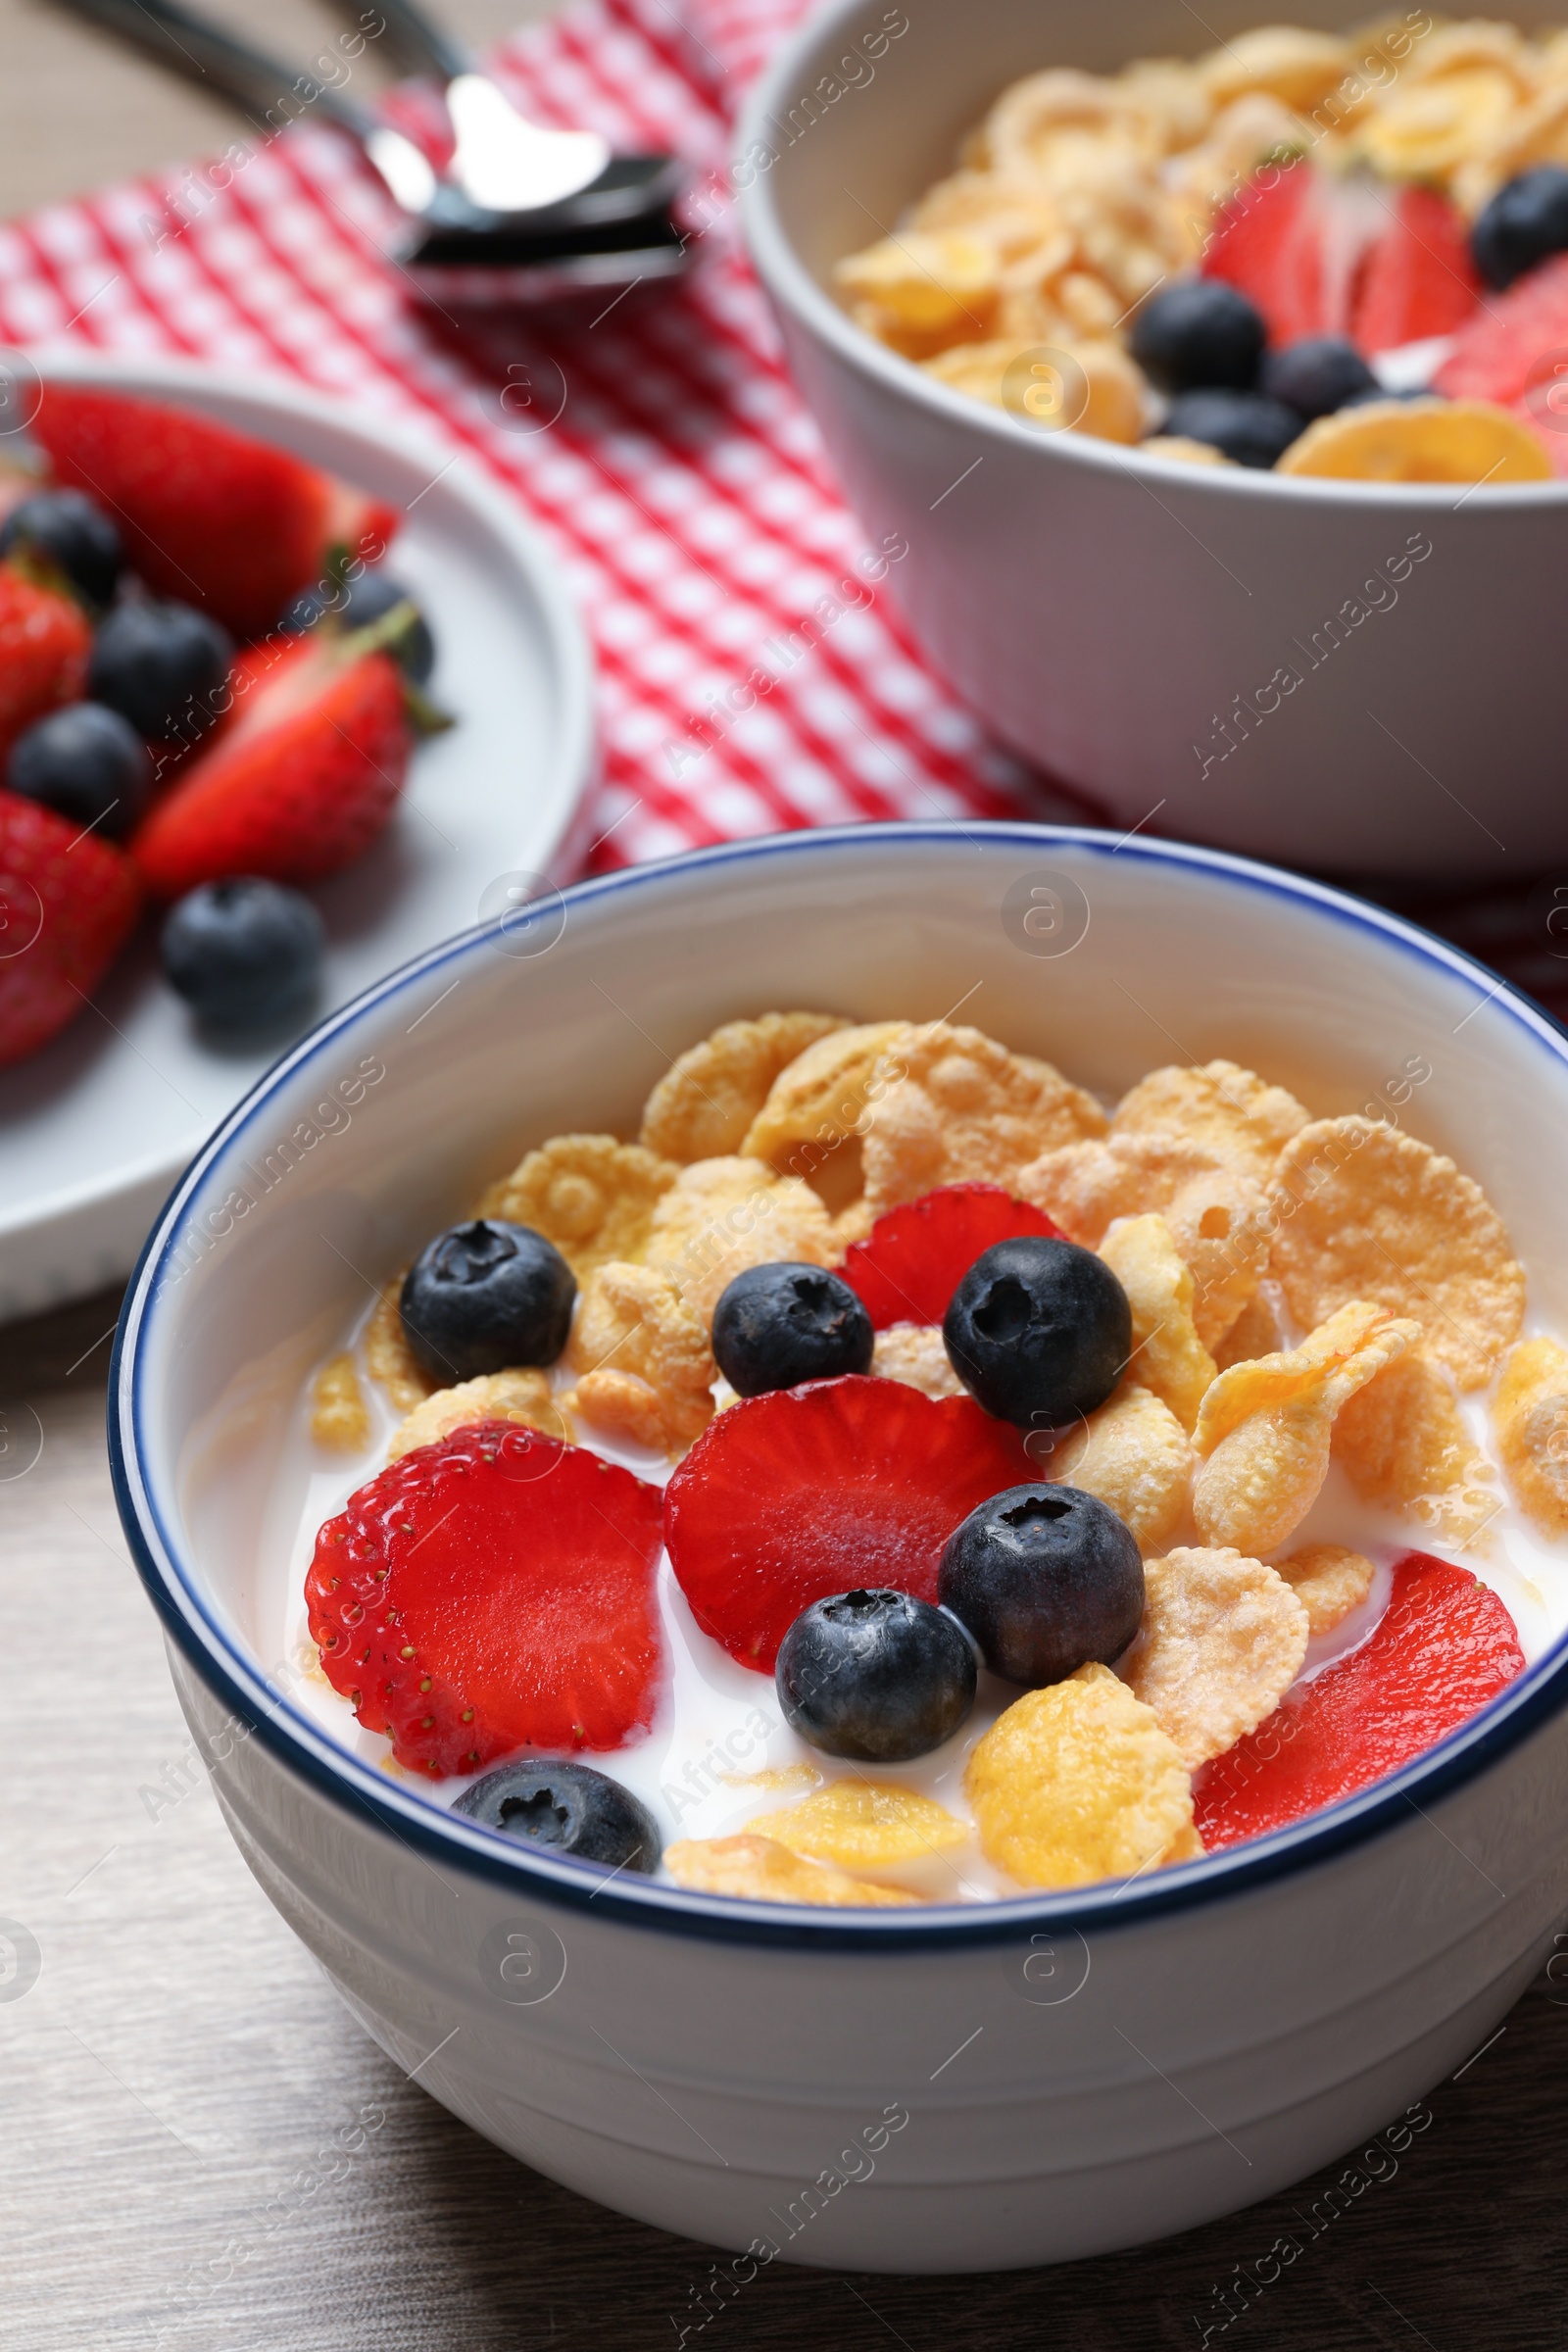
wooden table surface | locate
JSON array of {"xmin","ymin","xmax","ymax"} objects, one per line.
[{"xmin": 4, "ymin": 8, "xmax": 1568, "ymax": 2347}]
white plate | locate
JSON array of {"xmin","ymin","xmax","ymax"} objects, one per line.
[{"xmin": 0, "ymin": 352, "xmax": 596, "ymax": 1324}]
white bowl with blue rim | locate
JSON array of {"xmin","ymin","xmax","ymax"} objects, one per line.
[
  {"xmin": 112, "ymin": 822, "xmax": 1568, "ymax": 2272},
  {"xmin": 738, "ymin": 0, "xmax": 1568, "ymax": 880}
]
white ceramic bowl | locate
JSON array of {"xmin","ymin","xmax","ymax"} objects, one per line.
[
  {"xmin": 113, "ymin": 824, "xmax": 1568, "ymax": 2273},
  {"xmin": 740, "ymin": 0, "xmax": 1568, "ymax": 880}
]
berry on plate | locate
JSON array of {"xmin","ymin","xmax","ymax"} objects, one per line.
[
  {"xmin": 88, "ymin": 598, "xmax": 233, "ymax": 747},
  {"xmin": 401, "ymin": 1219, "xmax": 576, "ymax": 1385},
  {"xmin": 710, "ymin": 1261, "xmax": 873, "ymax": 1396},
  {"xmin": 1471, "ymin": 165, "xmax": 1568, "ymax": 291},
  {"xmin": 28, "ymin": 384, "xmax": 400, "ymax": 639},
  {"xmin": 774, "ymin": 1588, "xmax": 977, "ymax": 1761},
  {"xmin": 664, "ymin": 1374, "xmax": 1030, "ymax": 1671},
  {"xmin": 160, "ymin": 876, "xmax": 324, "ymax": 1028},
  {"xmin": 1259, "ymin": 335, "xmax": 1378, "ymax": 419},
  {"xmin": 279, "ymin": 568, "xmax": 436, "ymax": 685},
  {"xmin": 8, "ymin": 702, "xmax": 149, "ymax": 840},
  {"xmin": 0, "ymin": 488, "xmax": 122, "ymax": 609},
  {"xmin": 452, "ymin": 1756, "xmax": 661, "ymax": 1869},
  {"xmin": 305, "ymin": 1419, "xmax": 664, "ymax": 1773},
  {"xmin": 128, "ymin": 632, "xmax": 412, "ymax": 896},
  {"xmin": 939, "ymin": 1483, "xmax": 1144, "ymax": 1685},
  {"xmin": 1194, "ymin": 1550, "xmax": 1525, "ymax": 1848},
  {"xmin": 840, "ymin": 1182, "xmax": 1062, "ymax": 1330},
  {"xmin": 943, "ymin": 1235, "xmax": 1131, "ymax": 1430},
  {"xmin": 1129, "ymin": 279, "xmax": 1265, "ymax": 392},
  {"xmin": 1160, "ymin": 389, "xmax": 1304, "ymax": 467},
  {"xmin": 0, "ymin": 788, "xmax": 141, "ymax": 1066},
  {"xmin": 0, "ymin": 563, "xmax": 90, "ymax": 764}
]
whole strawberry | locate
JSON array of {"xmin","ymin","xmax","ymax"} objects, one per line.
[
  {"xmin": 0, "ymin": 562, "xmax": 90, "ymax": 765},
  {"xmin": 0, "ymin": 789, "xmax": 141, "ymax": 1066},
  {"xmin": 130, "ymin": 634, "xmax": 412, "ymax": 897}
]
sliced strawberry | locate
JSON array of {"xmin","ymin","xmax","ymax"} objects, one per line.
[
  {"xmin": 1436, "ymin": 247, "xmax": 1568, "ymax": 460},
  {"xmin": 305, "ymin": 1420, "xmax": 664, "ymax": 1775},
  {"xmin": 130, "ymin": 633, "xmax": 411, "ymax": 897},
  {"xmin": 1195, "ymin": 1551, "xmax": 1524, "ymax": 1850},
  {"xmin": 1352, "ymin": 184, "xmax": 1481, "ymax": 354},
  {"xmin": 0, "ymin": 789, "xmax": 141, "ymax": 1066},
  {"xmin": 28, "ymin": 385, "xmax": 399, "ymax": 639},
  {"xmin": 665, "ymin": 1374, "xmax": 1031, "ymax": 1672},
  {"xmin": 0, "ymin": 562, "xmax": 89, "ymax": 763},
  {"xmin": 1203, "ymin": 161, "xmax": 1329, "ymax": 345},
  {"xmin": 841, "ymin": 1184, "xmax": 1063, "ymax": 1330}
]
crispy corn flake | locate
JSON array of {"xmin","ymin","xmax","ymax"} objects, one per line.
[
  {"xmin": 1278, "ymin": 398, "xmax": 1551, "ymax": 482},
  {"xmin": 1099, "ymin": 1214, "xmax": 1216, "ymax": 1433},
  {"xmin": 1354, "ymin": 68, "xmax": 1520, "ymax": 178},
  {"xmin": 1211, "ymin": 1286, "xmax": 1282, "ymax": 1371},
  {"xmin": 648, "ymin": 1156, "xmax": 838, "ymax": 1326},
  {"xmin": 565, "ymin": 1259, "xmax": 715, "ymax": 1451},
  {"xmin": 1112, "ymin": 1059, "xmax": 1309, "ymax": 1187},
  {"xmin": 387, "ymin": 1368, "xmax": 567, "ymax": 1460},
  {"xmin": 871, "ymin": 1321, "xmax": 966, "ymax": 1398},
  {"xmin": 1494, "ymin": 1337, "xmax": 1568, "ymax": 1540},
  {"xmin": 364, "ymin": 1271, "xmax": 432, "ymax": 1412},
  {"xmin": 1198, "ymin": 24, "xmax": 1351, "ymax": 111},
  {"xmin": 638, "ymin": 1011, "xmax": 849, "ymax": 1164},
  {"xmin": 310, "ymin": 1353, "xmax": 370, "ymax": 1451},
  {"xmin": 965, "ymin": 1663, "xmax": 1195, "ymax": 1889},
  {"xmin": 1161, "ymin": 1821, "xmax": 1207, "ymax": 1863},
  {"xmin": 1268, "ymin": 1118, "xmax": 1524, "ymax": 1392},
  {"xmin": 1049, "ymin": 1381, "xmax": 1193, "ymax": 1551},
  {"xmin": 1120, "ymin": 1546, "xmax": 1308, "ymax": 1768},
  {"xmin": 476, "ymin": 1135, "xmax": 679, "ymax": 1281},
  {"xmin": 1332, "ymin": 1343, "xmax": 1499, "ymax": 1547},
  {"xmin": 862, "ymin": 1021, "xmax": 1107, "ymax": 1215},
  {"xmin": 742, "ymin": 1021, "xmax": 908, "ymax": 1213},
  {"xmin": 833, "ymin": 229, "xmax": 1002, "ymax": 348},
  {"xmin": 1193, "ymin": 1302, "xmax": 1419, "ymax": 1554},
  {"xmin": 1277, "ymin": 1544, "xmax": 1375, "ymax": 1637},
  {"xmin": 748, "ymin": 1782, "xmax": 967, "ymax": 1870},
  {"xmin": 663, "ymin": 1834, "xmax": 918, "ymax": 1907}
]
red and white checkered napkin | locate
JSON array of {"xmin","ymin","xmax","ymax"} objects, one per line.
[{"xmin": 0, "ymin": 0, "xmax": 1083, "ymax": 877}]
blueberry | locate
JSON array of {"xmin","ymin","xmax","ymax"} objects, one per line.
[
  {"xmin": 7, "ymin": 702, "xmax": 149, "ymax": 839},
  {"xmin": 1160, "ymin": 389, "xmax": 1304, "ymax": 468},
  {"xmin": 0, "ymin": 489, "xmax": 122, "ymax": 609},
  {"xmin": 161, "ymin": 877, "xmax": 325, "ymax": 1028},
  {"xmin": 1259, "ymin": 335, "xmax": 1379, "ymax": 419},
  {"xmin": 452, "ymin": 1757, "xmax": 660, "ymax": 1870},
  {"xmin": 1472, "ymin": 166, "xmax": 1568, "ymax": 290},
  {"xmin": 278, "ymin": 567, "xmax": 436, "ymax": 684},
  {"xmin": 1129, "ymin": 281, "xmax": 1266, "ymax": 393},
  {"xmin": 943, "ymin": 1236, "xmax": 1130, "ymax": 1431},
  {"xmin": 711, "ymin": 1261, "xmax": 873, "ymax": 1397},
  {"xmin": 401, "ymin": 1218, "xmax": 575, "ymax": 1383},
  {"xmin": 775, "ymin": 1588, "xmax": 977, "ymax": 1762},
  {"xmin": 88, "ymin": 598, "xmax": 233, "ymax": 742},
  {"xmin": 938, "ymin": 1484, "xmax": 1144, "ymax": 1686}
]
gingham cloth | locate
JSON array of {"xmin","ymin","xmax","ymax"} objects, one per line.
[{"xmin": 0, "ymin": 0, "xmax": 1559, "ymax": 1012}]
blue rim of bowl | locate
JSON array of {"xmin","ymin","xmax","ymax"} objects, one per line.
[
  {"xmin": 736, "ymin": 0, "xmax": 1568, "ymax": 509},
  {"xmin": 111, "ymin": 821, "xmax": 1568, "ymax": 1950}
]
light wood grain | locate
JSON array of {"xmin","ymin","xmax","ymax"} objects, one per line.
[{"xmin": 2, "ymin": 1287, "xmax": 1566, "ymax": 2348}]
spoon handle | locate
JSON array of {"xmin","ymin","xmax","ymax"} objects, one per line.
[{"xmin": 355, "ymin": 0, "xmax": 473, "ymax": 86}]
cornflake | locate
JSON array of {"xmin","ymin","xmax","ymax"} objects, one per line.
[
  {"xmin": 1193, "ymin": 1300, "xmax": 1419, "ymax": 1554},
  {"xmin": 310, "ymin": 1353, "xmax": 369, "ymax": 1451},
  {"xmin": 566, "ymin": 1260, "xmax": 715, "ymax": 1452},
  {"xmin": 1099, "ymin": 1213, "xmax": 1216, "ymax": 1433},
  {"xmin": 1049, "ymin": 1382, "xmax": 1193, "ymax": 1551},
  {"xmin": 1268, "ymin": 1118, "xmax": 1524, "ymax": 1391},
  {"xmin": 742, "ymin": 1021, "xmax": 908, "ymax": 1212},
  {"xmin": 663, "ymin": 1834, "xmax": 918, "ymax": 1907},
  {"xmin": 871, "ymin": 1322, "xmax": 965, "ymax": 1398},
  {"xmin": 477, "ymin": 1135, "xmax": 678, "ymax": 1281},
  {"xmin": 964, "ymin": 1662, "xmax": 1195, "ymax": 1889},
  {"xmin": 638, "ymin": 1010, "xmax": 848, "ymax": 1164},
  {"xmin": 365, "ymin": 1272, "xmax": 432, "ymax": 1412},
  {"xmin": 1494, "ymin": 1337, "xmax": 1568, "ymax": 1540},
  {"xmin": 648, "ymin": 1157, "xmax": 837, "ymax": 1325},
  {"xmin": 1278, "ymin": 399, "xmax": 1551, "ymax": 485},
  {"xmin": 388, "ymin": 1369, "xmax": 567, "ymax": 1460},
  {"xmin": 748, "ymin": 1782, "xmax": 967, "ymax": 1870},
  {"xmin": 1120, "ymin": 1546, "xmax": 1308, "ymax": 1765},
  {"xmin": 1277, "ymin": 1544, "xmax": 1375, "ymax": 1638},
  {"xmin": 860, "ymin": 1022, "xmax": 1107, "ymax": 1214},
  {"xmin": 1112, "ymin": 1058, "xmax": 1309, "ymax": 1186},
  {"xmin": 1333, "ymin": 1344, "xmax": 1500, "ymax": 1548},
  {"xmin": 1211, "ymin": 1286, "xmax": 1281, "ymax": 1370}
]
